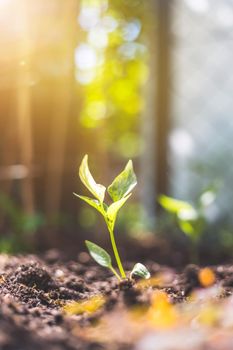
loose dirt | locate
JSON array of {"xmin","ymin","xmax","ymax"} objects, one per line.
[{"xmin": 0, "ymin": 252, "xmax": 232, "ymax": 350}]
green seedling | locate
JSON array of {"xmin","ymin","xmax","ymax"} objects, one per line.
[
  {"xmin": 158, "ymin": 188, "xmax": 217, "ymax": 261},
  {"xmin": 74, "ymin": 155, "xmax": 150, "ymax": 281}
]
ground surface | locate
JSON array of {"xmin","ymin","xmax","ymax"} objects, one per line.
[{"xmin": 0, "ymin": 251, "xmax": 233, "ymax": 350}]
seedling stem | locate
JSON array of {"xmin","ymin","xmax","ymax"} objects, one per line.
[{"xmin": 107, "ymin": 225, "xmax": 126, "ymax": 279}]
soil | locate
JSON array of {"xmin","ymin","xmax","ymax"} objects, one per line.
[{"xmin": 0, "ymin": 251, "xmax": 232, "ymax": 350}]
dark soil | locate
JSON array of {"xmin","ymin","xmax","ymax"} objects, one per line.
[{"xmin": 0, "ymin": 252, "xmax": 232, "ymax": 350}]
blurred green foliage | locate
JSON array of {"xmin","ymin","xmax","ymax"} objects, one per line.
[
  {"xmin": 158, "ymin": 188, "xmax": 217, "ymax": 241},
  {"xmin": 76, "ymin": 0, "xmax": 150, "ymax": 158},
  {"xmin": 0, "ymin": 193, "xmax": 44, "ymax": 253},
  {"xmin": 156, "ymin": 186, "xmax": 233, "ymax": 262}
]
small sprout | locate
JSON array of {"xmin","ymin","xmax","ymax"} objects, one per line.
[
  {"xmin": 158, "ymin": 195, "xmax": 199, "ymax": 237},
  {"xmin": 159, "ymin": 187, "xmax": 217, "ymax": 240},
  {"xmin": 63, "ymin": 295, "xmax": 105, "ymax": 315},
  {"xmin": 159, "ymin": 189, "xmax": 218, "ymax": 263},
  {"xmin": 75, "ymin": 155, "xmax": 150, "ymax": 281},
  {"xmin": 130, "ymin": 263, "xmax": 151, "ymax": 280},
  {"xmin": 198, "ymin": 267, "xmax": 216, "ymax": 288}
]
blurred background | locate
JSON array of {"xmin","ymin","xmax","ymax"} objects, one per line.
[{"xmin": 1, "ymin": 0, "xmax": 233, "ymax": 264}]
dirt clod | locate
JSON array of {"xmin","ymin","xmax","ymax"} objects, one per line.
[{"xmin": 11, "ymin": 262, "xmax": 54, "ymax": 291}]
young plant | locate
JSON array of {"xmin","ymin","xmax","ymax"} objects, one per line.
[
  {"xmin": 158, "ymin": 188, "xmax": 217, "ymax": 261},
  {"xmin": 74, "ymin": 155, "xmax": 150, "ymax": 281}
]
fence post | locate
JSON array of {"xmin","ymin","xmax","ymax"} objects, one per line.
[
  {"xmin": 16, "ymin": 0, "xmax": 35, "ymax": 215},
  {"xmin": 155, "ymin": 0, "xmax": 172, "ymax": 197},
  {"xmin": 140, "ymin": 0, "xmax": 172, "ymax": 225},
  {"xmin": 45, "ymin": 0, "xmax": 78, "ymax": 216}
]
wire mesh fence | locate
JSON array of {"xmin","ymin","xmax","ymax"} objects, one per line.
[{"xmin": 169, "ymin": 0, "xmax": 233, "ymax": 222}]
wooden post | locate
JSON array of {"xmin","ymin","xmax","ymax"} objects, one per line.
[
  {"xmin": 155, "ymin": 0, "xmax": 171, "ymax": 196},
  {"xmin": 16, "ymin": 0, "xmax": 35, "ymax": 215},
  {"xmin": 140, "ymin": 0, "xmax": 171, "ymax": 224},
  {"xmin": 45, "ymin": 0, "xmax": 78, "ymax": 215}
]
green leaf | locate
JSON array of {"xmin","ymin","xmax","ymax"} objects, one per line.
[
  {"xmin": 79, "ymin": 155, "xmax": 106, "ymax": 203},
  {"xmin": 176, "ymin": 205, "xmax": 199, "ymax": 236},
  {"xmin": 179, "ymin": 215, "xmax": 205, "ymax": 238},
  {"xmin": 106, "ymin": 194, "xmax": 131, "ymax": 231},
  {"xmin": 107, "ymin": 160, "xmax": 137, "ymax": 202},
  {"xmin": 85, "ymin": 240, "xmax": 112, "ymax": 268},
  {"xmin": 73, "ymin": 193, "xmax": 106, "ymax": 215},
  {"xmin": 158, "ymin": 195, "xmax": 194, "ymax": 214},
  {"xmin": 130, "ymin": 263, "xmax": 151, "ymax": 280},
  {"xmin": 159, "ymin": 195, "xmax": 201, "ymax": 237},
  {"xmin": 177, "ymin": 207, "xmax": 198, "ymax": 221},
  {"xmin": 178, "ymin": 220, "xmax": 196, "ymax": 236}
]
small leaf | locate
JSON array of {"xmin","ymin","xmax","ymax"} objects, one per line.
[
  {"xmin": 73, "ymin": 193, "xmax": 106, "ymax": 215},
  {"xmin": 79, "ymin": 155, "xmax": 106, "ymax": 203},
  {"xmin": 177, "ymin": 207, "xmax": 200, "ymax": 237},
  {"xmin": 108, "ymin": 160, "xmax": 137, "ymax": 202},
  {"xmin": 85, "ymin": 240, "xmax": 112, "ymax": 268},
  {"xmin": 106, "ymin": 194, "xmax": 131, "ymax": 231},
  {"xmin": 178, "ymin": 219, "xmax": 196, "ymax": 236},
  {"xmin": 179, "ymin": 215, "xmax": 205, "ymax": 238},
  {"xmin": 177, "ymin": 207, "xmax": 198, "ymax": 221},
  {"xmin": 159, "ymin": 195, "xmax": 195, "ymax": 214},
  {"xmin": 130, "ymin": 263, "xmax": 151, "ymax": 280}
]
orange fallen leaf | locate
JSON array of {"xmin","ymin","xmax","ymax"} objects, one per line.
[
  {"xmin": 147, "ymin": 291, "xmax": 179, "ymax": 329},
  {"xmin": 198, "ymin": 268, "xmax": 216, "ymax": 288}
]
